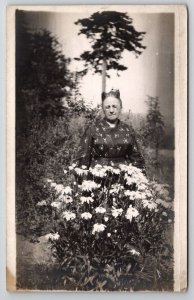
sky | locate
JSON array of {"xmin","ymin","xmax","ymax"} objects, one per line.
[{"xmin": 22, "ymin": 9, "xmax": 174, "ymax": 124}]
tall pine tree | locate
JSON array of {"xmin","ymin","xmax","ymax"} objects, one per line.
[{"xmin": 75, "ymin": 11, "xmax": 146, "ymax": 92}]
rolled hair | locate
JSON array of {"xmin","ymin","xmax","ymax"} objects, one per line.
[{"xmin": 101, "ymin": 89, "xmax": 122, "ymax": 107}]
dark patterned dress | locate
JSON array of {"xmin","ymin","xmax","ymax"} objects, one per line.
[{"xmin": 76, "ymin": 118, "xmax": 145, "ymax": 170}]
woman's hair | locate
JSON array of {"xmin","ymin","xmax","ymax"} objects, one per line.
[{"xmin": 101, "ymin": 89, "xmax": 122, "ymax": 107}]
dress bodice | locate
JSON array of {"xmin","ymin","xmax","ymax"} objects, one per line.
[{"xmin": 76, "ymin": 118, "xmax": 145, "ymax": 169}]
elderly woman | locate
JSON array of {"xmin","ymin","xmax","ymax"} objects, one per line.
[{"xmin": 76, "ymin": 89, "xmax": 145, "ymax": 172}]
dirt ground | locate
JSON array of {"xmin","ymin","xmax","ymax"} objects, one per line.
[{"xmin": 16, "ymin": 234, "xmax": 65, "ymax": 290}]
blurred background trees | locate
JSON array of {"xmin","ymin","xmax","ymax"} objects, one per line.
[{"xmin": 142, "ymin": 95, "xmax": 165, "ymax": 163}]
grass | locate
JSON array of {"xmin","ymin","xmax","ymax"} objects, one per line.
[{"xmin": 145, "ymin": 149, "xmax": 174, "ymax": 187}]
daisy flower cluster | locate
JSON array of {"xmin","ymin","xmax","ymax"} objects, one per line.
[
  {"xmin": 42, "ymin": 163, "xmax": 174, "ymax": 291},
  {"xmin": 79, "ymin": 180, "xmax": 100, "ymax": 192},
  {"xmin": 44, "ymin": 163, "xmax": 173, "ymax": 249},
  {"xmin": 47, "ymin": 179, "xmax": 72, "ymax": 195}
]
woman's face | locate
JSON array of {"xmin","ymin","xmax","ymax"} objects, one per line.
[{"xmin": 102, "ymin": 96, "xmax": 122, "ymax": 122}]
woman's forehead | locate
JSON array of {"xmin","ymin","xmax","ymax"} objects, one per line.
[{"xmin": 102, "ymin": 96, "xmax": 121, "ymax": 106}]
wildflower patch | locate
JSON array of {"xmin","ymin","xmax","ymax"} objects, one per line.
[{"xmin": 43, "ymin": 164, "xmax": 174, "ymax": 291}]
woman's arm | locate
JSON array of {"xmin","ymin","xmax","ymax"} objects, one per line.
[
  {"xmin": 75, "ymin": 126, "xmax": 93, "ymax": 169},
  {"xmin": 129, "ymin": 127, "xmax": 146, "ymax": 172}
]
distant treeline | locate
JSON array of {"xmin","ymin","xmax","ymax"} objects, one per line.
[{"xmin": 122, "ymin": 112, "xmax": 174, "ymax": 150}]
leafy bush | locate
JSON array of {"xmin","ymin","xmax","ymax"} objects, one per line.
[{"xmin": 40, "ymin": 164, "xmax": 174, "ymax": 291}]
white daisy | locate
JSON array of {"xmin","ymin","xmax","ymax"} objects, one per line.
[
  {"xmin": 61, "ymin": 211, "xmax": 76, "ymax": 221},
  {"xmin": 111, "ymin": 207, "xmax": 123, "ymax": 218},
  {"xmin": 62, "ymin": 195, "xmax": 73, "ymax": 203},
  {"xmin": 125, "ymin": 205, "xmax": 139, "ymax": 222},
  {"xmin": 142, "ymin": 200, "xmax": 157, "ymax": 210},
  {"xmin": 80, "ymin": 196, "xmax": 94, "ymax": 204},
  {"xmin": 81, "ymin": 212, "xmax": 92, "ymax": 220},
  {"xmin": 95, "ymin": 207, "xmax": 106, "ymax": 214},
  {"xmin": 55, "ymin": 184, "xmax": 65, "ymax": 194},
  {"xmin": 51, "ymin": 202, "xmax": 62, "ymax": 209},
  {"xmin": 75, "ymin": 167, "xmax": 88, "ymax": 176},
  {"xmin": 63, "ymin": 186, "xmax": 72, "ymax": 195},
  {"xmin": 92, "ymin": 223, "xmax": 106, "ymax": 234},
  {"xmin": 80, "ymin": 180, "xmax": 100, "ymax": 191}
]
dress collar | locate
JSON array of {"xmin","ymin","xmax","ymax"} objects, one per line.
[{"xmin": 102, "ymin": 118, "xmax": 120, "ymax": 128}]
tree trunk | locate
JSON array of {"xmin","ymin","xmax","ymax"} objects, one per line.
[{"xmin": 102, "ymin": 58, "xmax": 107, "ymax": 93}]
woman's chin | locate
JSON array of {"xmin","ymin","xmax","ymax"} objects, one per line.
[{"xmin": 106, "ymin": 116, "xmax": 118, "ymax": 123}]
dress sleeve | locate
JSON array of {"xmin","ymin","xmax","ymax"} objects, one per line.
[
  {"xmin": 129, "ymin": 127, "xmax": 146, "ymax": 171},
  {"xmin": 75, "ymin": 126, "xmax": 93, "ymax": 168}
]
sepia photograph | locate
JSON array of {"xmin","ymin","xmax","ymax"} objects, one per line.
[{"xmin": 6, "ymin": 5, "xmax": 187, "ymax": 292}]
